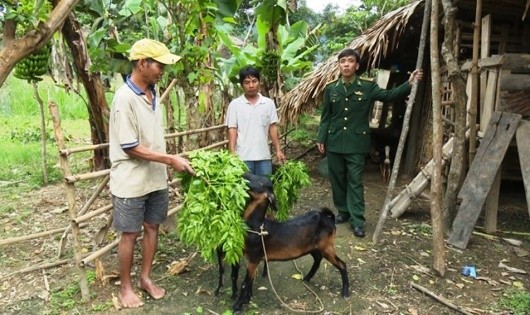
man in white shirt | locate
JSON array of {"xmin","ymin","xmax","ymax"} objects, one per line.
[
  {"xmin": 109, "ymin": 38, "xmax": 194, "ymax": 308},
  {"xmin": 225, "ymin": 66, "xmax": 286, "ymax": 175}
]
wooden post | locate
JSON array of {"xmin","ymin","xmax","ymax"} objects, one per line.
[
  {"xmin": 372, "ymin": 0, "xmax": 430, "ymax": 244},
  {"xmin": 48, "ymin": 101, "xmax": 90, "ymax": 300},
  {"xmin": 516, "ymin": 120, "xmax": 530, "ymax": 217},
  {"xmin": 483, "ymin": 167, "xmax": 501, "ymax": 233},
  {"xmin": 479, "ymin": 14, "xmax": 491, "ymax": 110},
  {"xmin": 429, "ymin": 0, "xmax": 446, "ymax": 276},
  {"xmin": 468, "ymin": 0, "xmax": 482, "ymax": 163}
]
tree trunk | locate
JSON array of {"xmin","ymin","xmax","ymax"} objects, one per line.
[
  {"xmin": 430, "ymin": 0, "xmax": 446, "ymax": 277},
  {"xmin": 441, "ymin": 0, "xmax": 468, "ymax": 231},
  {"xmin": 33, "ymin": 82, "xmax": 48, "ymax": 185},
  {"xmin": 61, "ymin": 12, "xmax": 110, "ymax": 170},
  {"xmin": 0, "ymin": 0, "xmax": 80, "ymax": 87}
]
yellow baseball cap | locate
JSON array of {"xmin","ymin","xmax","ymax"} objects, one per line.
[{"xmin": 129, "ymin": 38, "xmax": 181, "ymax": 64}]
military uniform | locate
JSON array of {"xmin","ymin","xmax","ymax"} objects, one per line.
[{"xmin": 317, "ymin": 76, "xmax": 411, "ymax": 229}]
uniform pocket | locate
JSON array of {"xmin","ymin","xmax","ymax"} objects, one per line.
[{"xmin": 355, "ymin": 128, "xmax": 370, "ymax": 135}]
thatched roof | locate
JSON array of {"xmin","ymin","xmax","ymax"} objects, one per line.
[{"xmin": 279, "ymin": 0, "xmax": 424, "ymax": 125}]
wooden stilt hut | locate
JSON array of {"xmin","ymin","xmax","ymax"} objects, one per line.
[{"xmin": 279, "ymin": 0, "xmax": 530, "ymax": 249}]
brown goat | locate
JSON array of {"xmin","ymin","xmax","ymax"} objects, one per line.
[
  {"xmin": 233, "ymin": 192, "xmax": 350, "ymax": 311},
  {"xmin": 215, "ymin": 173, "xmax": 274, "ymax": 299}
]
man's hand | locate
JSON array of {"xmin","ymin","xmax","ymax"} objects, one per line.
[
  {"xmin": 168, "ymin": 155, "xmax": 195, "ymax": 175},
  {"xmin": 408, "ymin": 69, "xmax": 424, "ymax": 84},
  {"xmin": 276, "ymin": 151, "xmax": 286, "ymax": 164},
  {"xmin": 317, "ymin": 143, "xmax": 325, "ymax": 154}
]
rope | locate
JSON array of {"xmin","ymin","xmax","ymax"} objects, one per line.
[{"xmin": 254, "ymin": 224, "xmax": 324, "ymax": 313}]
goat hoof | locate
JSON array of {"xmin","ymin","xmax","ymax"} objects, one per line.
[
  {"xmin": 232, "ymin": 302, "xmax": 242, "ymax": 312},
  {"xmin": 342, "ymin": 290, "xmax": 350, "ymax": 298}
]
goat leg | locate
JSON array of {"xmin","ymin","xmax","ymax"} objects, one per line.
[
  {"xmin": 261, "ymin": 260, "xmax": 268, "ymax": 277},
  {"xmin": 303, "ymin": 251, "xmax": 323, "ymax": 282},
  {"xmin": 230, "ymin": 263, "xmax": 240, "ymax": 299},
  {"xmin": 233, "ymin": 262, "xmax": 259, "ymax": 311},
  {"xmin": 215, "ymin": 248, "xmax": 225, "ymax": 296},
  {"xmin": 322, "ymin": 250, "xmax": 350, "ymax": 298}
]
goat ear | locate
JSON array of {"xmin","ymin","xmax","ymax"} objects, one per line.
[{"xmin": 267, "ymin": 193, "xmax": 278, "ymax": 210}]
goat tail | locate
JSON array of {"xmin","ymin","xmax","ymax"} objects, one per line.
[{"xmin": 319, "ymin": 207, "xmax": 336, "ymax": 230}]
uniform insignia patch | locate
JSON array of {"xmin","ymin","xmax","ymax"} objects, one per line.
[{"xmin": 354, "ymin": 91, "xmax": 363, "ymax": 95}]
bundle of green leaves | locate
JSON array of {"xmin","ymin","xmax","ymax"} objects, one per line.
[
  {"xmin": 177, "ymin": 150, "xmax": 250, "ymax": 265},
  {"xmin": 177, "ymin": 152, "xmax": 311, "ymax": 264},
  {"xmin": 271, "ymin": 161, "xmax": 311, "ymax": 221}
]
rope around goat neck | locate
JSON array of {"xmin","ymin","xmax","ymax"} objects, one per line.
[{"xmin": 247, "ymin": 224, "xmax": 324, "ymax": 313}]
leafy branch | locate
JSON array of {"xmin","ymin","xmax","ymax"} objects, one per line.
[{"xmin": 271, "ymin": 161, "xmax": 311, "ymax": 221}]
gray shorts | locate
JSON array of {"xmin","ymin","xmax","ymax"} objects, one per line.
[{"xmin": 112, "ymin": 188, "xmax": 169, "ymax": 233}]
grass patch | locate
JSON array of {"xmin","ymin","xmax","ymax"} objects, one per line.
[
  {"xmin": 495, "ymin": 288, "xmax": 530, "ymax": 315},
  {"xmin": 1, "ymin": 75, "xmax": 89, "ymax": 119},
  {"xmin": 286, "ymin": 113, "xmax": 320, "ymax": 147}
]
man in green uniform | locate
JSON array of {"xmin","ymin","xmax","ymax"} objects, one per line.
[{"xmin": 317, "ymin": 48, "xmax": 423, "ymax": 237}]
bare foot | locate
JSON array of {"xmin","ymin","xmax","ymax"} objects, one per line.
[
  {"xmin": 138, "ymin": 278, "xmax": 166, "ymax": 300},
  {"xmin": 119, "ymin": 289, "xmax": 144, "ymax": 308}
]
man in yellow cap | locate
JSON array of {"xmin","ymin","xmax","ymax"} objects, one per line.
[{"xmin": 109, "ymin": 38, "xmax": 195, "ymax": 308}]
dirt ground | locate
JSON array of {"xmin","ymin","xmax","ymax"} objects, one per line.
[{"xmin": 1, "ymin": 145, "xmax": 529, "ymax": 314}]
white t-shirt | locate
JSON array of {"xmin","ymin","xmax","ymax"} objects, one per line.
[
  {"xmin": 225, "ymin": 94, "xmax": 279, "ymax": 161},
  {"xmin": 109, "ymin": 81, "xmax": 168, "ymax": 198}
]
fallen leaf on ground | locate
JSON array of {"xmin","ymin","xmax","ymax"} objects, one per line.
[
  {"xmin": 111, "ymin": 293, "xmax": 121, "ymax": 310},
  {"xmin": 291, "ymin": 273, "xmax": 303, "ymax": 280},
  {"xmin": 408, "ymin": 308, "xmax": 419, "ymax": 315},
  {"xmin": 498, "ymin": 261, "xmax": 527, "ymax": 274}
]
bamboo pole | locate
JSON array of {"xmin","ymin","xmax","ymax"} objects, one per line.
[
  {"xmin": 372, "ymin": 0, "xmax": 430, "ymax": 244},
  {"xmin": 60, "ymin": 143, "xmax": 109, "ymax": 156},
  {"xmin": 80, "ymin": 238, "xmax": 120, "ymax": 266},
  {"xmin": 58, "ymin": 175, "xmax": 109, "ymax": 257},
  {"xmin": 160, "ymin": 78, "xmax": 178, "ymax": 103},
  {"xmin": 59, "ymin": 125, "xmax": 225, "ymax": 156},
  {"xmin": 411, "ymin": 283, "xmax": 474, "ymax": 315},
  {"xmin": 0, "ymin": 259, "xmax": 71, "ymax": 282},
  {"xmin": 165, "ymin": 125, "xmax": 225, "ymax": 138},
  {"xmin": 49, "ymin": 101, "xmax": 89, "ymax": 300},
  {"xmin": 64, "ymin": 169, "xmax": 110, "ymax": 183},
  {"xmin": 429, "ymin": 0, "xmax": 447, "ymax": 276},
  {"xmin": 74, "ymin": 204, "xmax": 112, "ymax": 224},
  {"xmin": 167, "ymin": 204, "xmax": 184, "ymax": 217},
  {"xmin": 0, "ymin": 223, "xmax": 88, "ymax": 246}
]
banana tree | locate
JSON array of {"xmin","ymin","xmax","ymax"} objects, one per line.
[{"xmin": 218, "ymin": 17, "xmax": 321, "ymax": 104}]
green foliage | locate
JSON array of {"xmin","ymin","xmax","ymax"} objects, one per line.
[
  {"xmin": 1, "ymin": 0, "xmax": 51, "ymax": 31},
  {"xmin": 271, "ymin": 161, "xmax": 311, "ymax": 221},
  {"xmin": 496, "ymin": 288, "xmax": 530, "ymax": 315},
  {"xmin": 7, "ymin": 125, "xmax": 55, "ymax": 144},
  {"xmin": 91, "ymin": 301, "xmax": 113, "ymax": 312},
  {"xmin": 178, "ymin": 150, "xmax": 250, "ymax": 265},
  {"xmin": 49, "ymin": 281, "xmax": 81, "ymax": 312}
]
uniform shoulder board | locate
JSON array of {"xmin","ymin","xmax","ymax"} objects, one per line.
[
  {"xmin": 325, "ymin": 78, "xmax": 339, "ymax": 86},
  {"xmin": 360, "ymin": 77, "xmax": 375, "ymax": 82}
]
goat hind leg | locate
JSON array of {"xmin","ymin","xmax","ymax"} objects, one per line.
[{"xmin": 323, "ymin": 251, "xmax": 350, "ymax": 298}]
